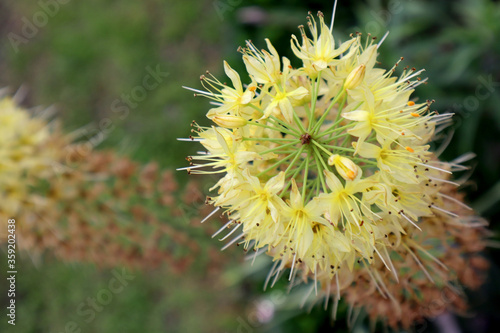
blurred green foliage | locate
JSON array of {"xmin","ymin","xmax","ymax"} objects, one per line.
[{"xmin": 1, "ymin": 0, "xmax": 499, "ymax": 332}]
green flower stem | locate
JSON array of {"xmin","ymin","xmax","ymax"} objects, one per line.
[
  {"xmin": 258, "ymin": 141, "xmax": 300, "ymax": 155},
  {"xmin": 242, "ymin": 137, "xmax": 297, "ymax": 142},
  {"xmin": 321, "ymin": 116, "xmax": 344, "ymax": 136},
  {"xmin": 308, "ymin": 73, "xmax": 322, "ymax": 132},
  {"xmin": 331, "ymin": 132, "xmax": 352, "ymax": 141},
  {"xmin": 321, "ymin": 144, "xmax": 355, "ymax": 153},
  {"xmin": 257, "ymin": 151, "xmax": 299, "ymax": 177},
  {"xmin": 249, "ymin": 121, "xmax": 299, "ymax": 137},
  {"xmin": 314, "ymin": 177, "xmax": 320, "ymax": 198},
  {"xmin": 269, "ymin": 115, "xmax": 301, "ymax": 135},
  {"xmin": 311, "ymin": 139, "xmax": 334, "ymax": 157},
  {"xmin": 284, "ymin": 146, "xmax": 305, "ymax": 177},
  {"xmin": 306, "ymin": 177, "xmax": 320, "ymax": 202},
  {"xmin": 281, "ymin": 158, "xmax": 307, "ymax": 198},
  {"xmin": 312, "ymin": 146, "xmax": 328, "ymax": 193},
  {"xmin": 248, "ymin": 102, "xmax": 265, "ymax": 114},
  {"xmin": 318, "ymin": 132, "xmax": 351, "ymax": 145},
  {"xmin": 332, "ymin": 94, "xmax": 347, "ymax": 125},
  {"xmin": 317, "ymin": 122, "xmax": 356, "ymax": 138},
  {"xmin": 292, "ymin": 111, "xmax": 307, "ymax": 133},
  {"xmin": 316, "ymin": 149, "xmax": 331, "ymax": 174},
  {"xmin": 268, "ymin": 150, "xmax": 300, "ymax": 155},
  {"xmin": 311, "ymin": 88, "xmax": 346, "ymax": 134},
  {"xmin": 302, "ymin": 150, "xmax": 310, "ymax": 199},
  {"xmin": 351, "ymin": 157, "xmax": 378, "ymax": 166},
  {"xmin": 248, "ymin": 103, "xmax": 301, "ymax": 135},
  {"xmin": 320, "ymin": 100, "xmax": 363, "ymax": 136},
  {"xmin": 339, "ymin": 133, "xmax": 351, "ymax": 147},
  {"xmin": 303, "ymin": 103, "xmax": 311, "ymax": 123}
]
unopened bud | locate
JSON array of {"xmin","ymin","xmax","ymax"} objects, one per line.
[
  {"xmin": 211, "ymin": 115, "xmax": 247, "ymax": 128},
  {"xmin": 328, "ymin": 154, "xmax": 359, "ymax": 181},
  {"xmin": 344, "ymin": 64, "xmax": 366, "ymax": 90}
]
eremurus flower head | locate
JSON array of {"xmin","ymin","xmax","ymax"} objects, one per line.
[{"xmin": 179, "ymin": 7, "xmax": 488, "ymax": 328}]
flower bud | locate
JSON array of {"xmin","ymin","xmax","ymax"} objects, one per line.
[
  {"xmin": 344, "ymin": 64, "xmax": 366, "ymax": 90},
  {"xmin": 328, "ymin": 154, "xmax": 359, "ymax": 181},
  {"xmin": 211, "ymin": 115, "xmax": 247, "ymax": 128}
]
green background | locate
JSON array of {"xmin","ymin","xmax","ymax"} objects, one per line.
[{"xmin": 1, "ymin": 0, "xmax": 499, "ymax": 332}]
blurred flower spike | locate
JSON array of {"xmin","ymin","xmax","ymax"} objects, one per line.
[
  {"xmin": 180, "ymin": 8, "xmax": 489, "ymax": 329},
  {"xmin": 0, "ymin": 92, "xmax": 224, "ymax": 274}
]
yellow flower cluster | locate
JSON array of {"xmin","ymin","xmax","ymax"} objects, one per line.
[
  {"xmin": 181, "ymin": 13, "xmax": 458, "ymax": 287},
  {"xmin": 0, "ymin": 94, "xmax": 67, "ymax": 222}
]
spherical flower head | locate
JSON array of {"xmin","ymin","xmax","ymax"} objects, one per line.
[{"xmin": 180, "ymin": 11, "xmax": 459, "ymax": 297}]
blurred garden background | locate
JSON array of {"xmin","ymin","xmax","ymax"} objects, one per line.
[{"xmin": 0, "ymin": 0, "xmax": 499, "ymax": 332}]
